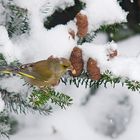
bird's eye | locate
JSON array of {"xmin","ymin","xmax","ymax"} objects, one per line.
[{"xmin": 63, "ymin": 65, "xmax": 68, "ymax": 68}]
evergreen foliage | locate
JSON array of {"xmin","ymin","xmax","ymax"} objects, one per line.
[
  {"xmin": 0, "ymin": 0, "xmax": 29, "ymax": 38},
  {"xmin": 44, "ymin": 0, "xmax": 85, "ymax": 29},
  {"xmin": 0, "ymin": 111, "xmax": 18, "ymax": 138},
  {"xmin": 0, "ymin": 0, "xmax": 139, "ymax": 138}
]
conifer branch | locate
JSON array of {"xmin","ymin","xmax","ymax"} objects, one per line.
[
  {"xmin": 0, "ymin": 111, "xmax": 11, "ymax": 138},
  {"xmin": 1, "ymin": 0, "xmax": 29, "ymax": 37},
  {"xmin": 29, "ymin": 88, "xmax": 73, "ymax": 109},
  {"xmin": 0, "ymin": 88, "xmax": 52, "ymax": 115},
  {"xmin": 61, "ymin": 70, "xmax": 140, "ymax": 93}
]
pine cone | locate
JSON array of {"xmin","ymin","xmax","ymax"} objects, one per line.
[
  {"xmin": 107, "ymin": 49, "xmax": 118, "ymax": 60},
  {"xmin": 76, "ymin": 12, "xmax": 88, "ymax": 38},
  {"xmin": 68, "ymin": 29, "xmax": 75, "ymax": 39},
  {"xmin": 109, "ymin": 50, "xmax": 117, "ymax": 59},
  {"xmin": 87, "ymin": 58, "xmax": 101, "ymax": 80},
  {"xmin": 70, "ymin": 47, "xmax": 84, "ymax": 77}
]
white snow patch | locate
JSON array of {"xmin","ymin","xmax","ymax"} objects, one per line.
[
  {"xmin": 118, "ymin": 35, "xmax": 140, "ymax": 57},
  {"xmin": 81, "ymin": 0, "xmax": 127, "ymax": 31},
  {"xmin": 0, "ymin": 93, "xmax": 4, "ymax": 112},
  {"xmin": 80, "ymin": 41, "xmax": 140, "ymax": 81},
  {"xmin": 0, "ymin": 76, "xmax": 29, "ymax": 93},
  {"xmin": 0, "ymin": 26, "xmax": 22, "ymax": 63}
]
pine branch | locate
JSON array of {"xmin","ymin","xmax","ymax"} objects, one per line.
[
  {"xmin": 29, "ymin": 88, "xmax": 73, "ymax": 109},
  {"xmin": 79, "ymin": 23, "xmax": 126, "ymax": 44},
  {"xmin": 1, "ymin": 0, "xmax": 29, "ymax": 38},
  {"xmin": 1, "ymin": 52, "xmax": 140, "ymax": 115},
  {"xmin": 0, "ymin": 111, "xmax": 11, "ymax": 138},
  {"xmin": 0, "ymin": 54, "xmax": 8, "ymax": 66},
  {"xmin": 99, "ymin": 23, "xmax": 123, "ymax": 33},
  {"xmin": 44, "ymin": 0, "xmax": 85, "ymax": 29},
  {"xmin": 0, "ymin": 110, "xmax": 19, "ymax": 138},
  {"xmin": 0, "ymin": 88, "xmax": 52, "ymax": 115},
  {"xmin": 61, "ymin": 71, "xmax": 102, "ymax": 89},
  {"xmin": 0, "ymin": 54, "xmax": 72, "ymax": 110},
  {"xmin": 61, "ymin": 70, "xmax": 140, "ymax": 93}
]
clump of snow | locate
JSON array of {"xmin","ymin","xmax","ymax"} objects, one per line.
[
  {"xmin": 15, "ymin": 24, "xmax": 76, "ymax": 63},
  {"xmin": 118, "ymin": 35, "xmax": 140, "ymax": 57},
  {"xmin": 47, "ymin": 0, "xmax": 75, "ymax": 11},
  {"xmin": 51, "ymin": 107, "xmax": 104, "ymax": 140},
  {"xmin": 0, "ymin": 26, "xmax": 22, "ymax": 63},
  {"xmin": 0, "ymin": 0, "xmax": 138, "ymax": 137},
  {"xmin": 79, "ymin": 41, "xmax": 140, "ymax": 82},
  {"xmin": 0, "ymin": 0, "xmax": 77, "ymax": 64},
  {"xmin": 0, "ymin": 76, "xmax": 29, "ymax": 93},
  {"xmin": 0, "ymin": 24, "xmax": 76, "ymax": 64},
  {"xmin": 79, "ymin": 41, "xmax": 116, "ymax": 69},
  {"xmin": 14, "ymin": 0, "xmax": 75, "ymax": 18},
  {"xmin": 0, "ymin": 93, "xmax": 4, "ymax": 112},
  {"xmin": 80, "ymin": 0, "xmax": 127, "ymax": 31},
  {"xmin": 92, "ymin": 32, "xmax": 108, "ymax": 44},
  {"xmin": 8, "ymin": 85, "xmax": 136, "ymax": 140},
  {"xmin": 0, "ymin": 3, "xmax": 6, "ymax": 25},
  {"xmin": 83, "ymin": 86, "xmax": 133, "ymax": 138}
]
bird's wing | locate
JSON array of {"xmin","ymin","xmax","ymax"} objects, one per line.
[{"xmin": 19, "ymin": 60, "xmax": 52, "ymax": 81}]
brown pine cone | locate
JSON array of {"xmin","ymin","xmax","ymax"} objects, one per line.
[
  {"xmin": 109, "ymin": 50, "xmax": 117, "ymax": 59},
  {"xmin": 76, "ymin": 12, "xmax": 88, "ymax": 38},
  {"xmin": 70, "ymin": 47, "xmax": 84, "ymax": 77},
  {"xmin": 107, "ymin": 49, "xmax": 118, "ymax": 60},
  {"xmin": 68, "ymin": 29, "xmax": 75, "ymax": 39},
  {"xmin": 87, "ymin": 58, "xmax": 101, "ymax": 80}
]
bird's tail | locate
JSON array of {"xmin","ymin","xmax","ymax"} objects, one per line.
[
  {"xmin": 0, "ymin": 66, "xmax": 36, "ymax": 79},
  {"xmin": 0, "ymin": 66, "xmax": 19, "ymax": 74}
]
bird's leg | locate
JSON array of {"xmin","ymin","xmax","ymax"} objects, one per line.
[{"xmin": 39, "ymin": 85, "xmax": 53, "ymax": 95}]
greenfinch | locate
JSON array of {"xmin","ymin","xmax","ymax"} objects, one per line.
[{"xmin": 0, "ymin": 56, "xmax": 76, "ymax": 88}]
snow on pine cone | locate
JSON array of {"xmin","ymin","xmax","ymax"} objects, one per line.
[
  {"xmin": 70, "ymin": 47, "xmax": 84, "ymax": 77},
  {"xmin": 76, "ymin": 11, "xmax": 88, "ymax": 38},
  {"xmin": 107, "ymin": 49, "xmax": 118, "ymax": 60},
  {"xmin": 68, "ymin": 29, "xmax": 75, "ymax": 39},
  {"xmin": 87, "ymin": 58, "xmax": 101, "ymax": 80},
  {"xmin": 109, "ymin": 50, "xmax": 117, "ymax": 59}
]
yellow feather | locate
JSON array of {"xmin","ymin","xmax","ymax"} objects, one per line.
[
  {"xmin": 0, "ymin": 70, "xmax": 36, "ymax": 79},
  {"xmin": 1, "ymin": 70, "xmax": 12, "ymax": 74},
  {"xmin": 18, "ymin": 72, "xmax": 36, "ymax": 79}
]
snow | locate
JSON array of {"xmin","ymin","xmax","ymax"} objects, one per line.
[
  {"xmin": 0, "ymin": 24, "xmax": 76, "ymax": 63},
  {"xmin": 92, "ymin": 32, "xmax": 108, "ymax": 44},
  {"xmin": 118, "ymin": 35, "xmax": 140, "ymax": 57},
  {"xmin": 16, "ymin": 24, "xmax": 76, "ymax": 63},
  {"xmin": 0, "ymin": 0, "xmax": 140, "ymax": 140},
  {"xmin": 80, "ymin": 0, "xmax": 127, "ymax": 31},
  {"xmin": 0, "ymin": 93, "xmax": 4, "ymax": 112},
  {"xmin": 0, "ymin": 76, "xmax": 29, "ymax": 93},
  {"xmin": 1, "ymin": 36, "xmax": 140, "ymax": 140},
  {"xmin": 14, "ymin": 0, "xmax": 75, "ymax": 19},
  {"xmin": 6, "ymin": 84, "xmax": 140, "ymax": 140},
  {"xmin": 0, "ymin": 0, "xmax": 128, "ymax": 79},
  {"xmin": 0, "ymin": 26, "xmax": 22, "ymax": 63},
  {"xmin": 0, "ymin": 0, "xmax": 131, "ymax": 81},
  {"xmin": 0, "ymin": 3, "xmax": 5, "ymax": 25},
  {"xmin": 78, "ymin": 40, "xmax": 140, "ymax": 81}
]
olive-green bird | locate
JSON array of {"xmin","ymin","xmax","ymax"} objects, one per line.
[{"xmin": 0, "ymin": 56, "xmax": 76, "ymax": 88}]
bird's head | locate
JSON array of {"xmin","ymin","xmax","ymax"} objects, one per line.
[{"xmin": 60, "ymin": 58, "xmax": 76, "ymax": 75}]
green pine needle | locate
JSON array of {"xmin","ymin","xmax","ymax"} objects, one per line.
[
  {"xmin": 29, "ymin": 88, "xmax": 73, "ymax": 109},
  {"xmin": 61, "ymin": 70, "xmax": 140, "ymax": 93}
]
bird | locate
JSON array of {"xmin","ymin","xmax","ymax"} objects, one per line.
[{"xmin": 0, "ymin": 56, "xmax": 76, "ymax": 89}]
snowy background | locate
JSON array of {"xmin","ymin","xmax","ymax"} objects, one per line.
[
  {"xmin": 3, "ymin": 34, "xmax": 139, "ymax": 140},
  {"xmin": 0, "ymin": 0, "xmax": 140, "ymax": 140}
]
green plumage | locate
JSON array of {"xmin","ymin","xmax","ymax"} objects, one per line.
[{"xmin": 0, "ymin": 56, "xmax": 73, "ymax": 88}]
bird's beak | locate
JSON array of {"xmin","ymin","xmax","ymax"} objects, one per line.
[
  {"xmin": 71, "ymin": 69, "xmax": 76, "ymax": 75},
  {"xmin": 69, "ymin": 66, "xmax": 76, "ymax": 75}
]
